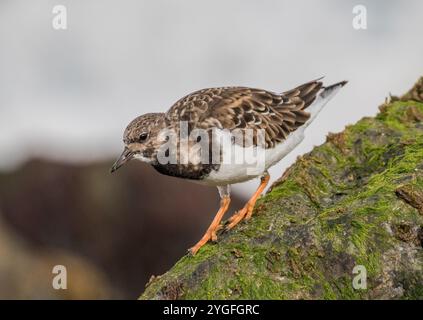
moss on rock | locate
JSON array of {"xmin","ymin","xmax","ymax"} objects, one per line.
[{"xmin": 140, "ymin": 78, "xmax": 423, "ymax": 300}]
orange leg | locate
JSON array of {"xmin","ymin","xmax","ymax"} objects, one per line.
[
  {"xmin": 226, "ymin": 173, "xmax": 270, "ymax": 230},
  {"xmin": 189, "ymin": 196, "xmax": 231, "ymax": 255}
]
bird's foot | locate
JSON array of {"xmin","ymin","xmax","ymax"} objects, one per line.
[
  {"xmin": 226, "ymin": 173, "xmax": 269, "ymax": 231},
  {"xmin": 188, "ymin": 225, "xmax": 222, "ymax": 256},
  {"xmin": 244, "ymin": 202, "xmax": 256, "ymax": 221},
  {"xmin": 188, "ymin": 236, "xmax": 209, "ymax": 256},
  {"xmin": 226, "ymin": 204, "xmax": 253, "ymax": 230},
  {"xmin": 188, "ymin": 197, "xmax": 230, "ymax": 256}
]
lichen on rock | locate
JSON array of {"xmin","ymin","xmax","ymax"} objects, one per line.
[{"xmin": 140, "ymin": 78, "xmax": 423, "ymax": 300}]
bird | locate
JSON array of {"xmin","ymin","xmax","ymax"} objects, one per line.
[{"xmin": 110, "ymin": 78, "xmax": 347, "ymax": 255}]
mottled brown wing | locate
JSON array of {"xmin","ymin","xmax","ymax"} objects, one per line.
[
  {"xmin": 165, "ymin": 80, "xmax": 323, "ymax": 148},
  {"xmin": 165, "ymin": 87, "xmax": 234, "ymax": 126}
]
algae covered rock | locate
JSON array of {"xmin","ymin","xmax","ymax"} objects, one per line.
[{"xmin": 140, "ymin": 78, "xmax": 423, "ymax": 300}]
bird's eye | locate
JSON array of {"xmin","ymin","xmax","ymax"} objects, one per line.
[{"xmin": 139, "ymin": 132, "xmax": 148, "ymax": 142}]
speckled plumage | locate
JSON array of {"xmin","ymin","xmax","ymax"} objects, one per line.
[
  {"xmin": 165, "ymin": 80, "xmax": 325, "ymax": 149},
  {"xmin": 114, "ymin": 79, "xmax": 346, "ymax": 182}
]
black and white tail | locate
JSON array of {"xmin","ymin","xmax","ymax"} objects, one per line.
[{"xmin": 283, "ymin": 79, "xmax": 348, "ymax": 127}]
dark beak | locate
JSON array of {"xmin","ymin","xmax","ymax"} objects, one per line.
[{"xmin": 110, "ymin": 147, "xmax": 134, "ymax": 173}]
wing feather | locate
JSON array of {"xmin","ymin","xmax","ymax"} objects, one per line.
[{"xmin": 165, "ymin": 80, "xmax": 324, "ymax": 148}]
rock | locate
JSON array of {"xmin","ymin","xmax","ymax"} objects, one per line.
[
  {"xmin": 0, "ymin": 217, "xmax": 114, "ymax": 299},
  {"xmin": 140, "ymin": 77, "xmax": 423, "ymax": 300},
  {"xmin": 0, "ymin": 157, "xmax": 245, "ymax": 298}
]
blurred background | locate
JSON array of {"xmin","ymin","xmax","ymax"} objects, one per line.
[{"xmin": 0, "ymin": 0, "xmax": 422, "ymax": 299}]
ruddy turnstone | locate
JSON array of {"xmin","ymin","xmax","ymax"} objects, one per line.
[{"xmin": 111, "ymin": 78, "xmax": 347, "ymax": 255}]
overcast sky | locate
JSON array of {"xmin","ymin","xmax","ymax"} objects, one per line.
[{"xmin": 1, "ymin": 0, "xmax": 422, "ymax": 195}]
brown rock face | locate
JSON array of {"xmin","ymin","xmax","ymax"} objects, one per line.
[
  {"xmin": 0, "ymin": 160, "xmax": 245, "ymax": 298},
  {"xmin": 0, "ymin": 219, "xmax": 114, "ymax": 299}
]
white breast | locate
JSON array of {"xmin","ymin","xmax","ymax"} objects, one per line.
[{"xmin": 201, "ymin": 128, "xmax": 305, "ymax": 186}]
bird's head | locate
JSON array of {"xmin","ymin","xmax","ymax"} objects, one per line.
[{"xmin": 110, "ymin": 113, "xmax": 166, "ymax": 173}]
